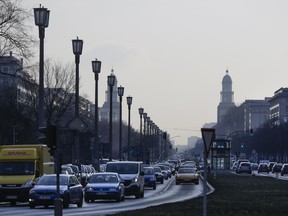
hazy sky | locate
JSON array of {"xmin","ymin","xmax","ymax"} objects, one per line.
[{"xmin": 22, "ymin": 0, "xmax": 288, "ymax": 145}]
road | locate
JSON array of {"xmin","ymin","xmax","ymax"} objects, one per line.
[{"xmin": 0, "ymin": 176, "xmax": 204, "ymax": 216}]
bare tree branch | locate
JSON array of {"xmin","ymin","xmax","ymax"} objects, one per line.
[{"xmin": 0, "ymin": 0, "xmax": 36, "ymax": 59}]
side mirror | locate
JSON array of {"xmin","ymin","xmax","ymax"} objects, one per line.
[{"xmin": 140, "ymin": 171, "xmax": 144, "ymax": 176}]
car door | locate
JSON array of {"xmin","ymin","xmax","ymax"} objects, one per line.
[{"xmin": 69, "ymin": 176, "xmax": 81, "ymax": 202}]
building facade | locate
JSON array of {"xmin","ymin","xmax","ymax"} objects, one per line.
[
  {"xmin": 217, "ymin": 69, "xmax": 235, "ymax": 123},
  {"xmin": 268, "ymin": 87, "xmax": 288, "ymax": 126},
  {"xmin": 242, "ymin": 99, "xmax": 270, "ymax": 131}
]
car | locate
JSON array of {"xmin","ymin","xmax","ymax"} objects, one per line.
[
  {"xmin": 156, "ymin": 164, "xmax": 169, "ymax": 180},
  {"xmin": 153, "ymin": 166, "xmax": 164, "ymax": 184},
  {"xmin": 281, "ymin": 164, "xmax": 288, "ymax": 176},
  {"xmin": 267, "ymin": 162, "xmax": 276, "ymax": 172},
  {"xmin": 28, "ymin": 174, "xmax": 83, "ymax": 209},
  {"xmin": 236, "ymin": 162, "xmax": 252, "ymax": 174},
  {"xmin": 105, "ymin": 161, "xmax": 145, "ymax": 199},
  {"xmin": 235, "ymin": 159, "xmax": 250, "ymax": 172},
  {"xmin": 258, "ymin": 163, "xmax": 269, "ymax": 173},
  {"xmin": 84, "ymin": 172, "xmax": 125, "ymax": 202},
  {"xmin": 175, "ymin": 168, "xmax": 199, "ymax": 185},
  {"xmin": 272, "ymin": 163, "xmax": 282, "ymax": 173},
  {"xmin": 143, "ymin": 167, "xmax": 156, "ymax": 190}
]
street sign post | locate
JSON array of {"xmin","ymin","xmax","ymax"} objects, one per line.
[{"xmin": 201, "ymin": 128, "xmax": 215, "ymax": 216}]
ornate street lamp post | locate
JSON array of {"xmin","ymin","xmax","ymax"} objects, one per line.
[
  {"xmin": 126, "ymin": 96, "xmax": 133, "ymax": 161},
  {"xmin": 117, "ymin": 86, "xmax": 124, "ymax": 160},
  {"xmin": 72, "ymin": 37, "xmax": 83, "ymax": 118},
  {"xmin": 108, "ymin": 74, "xmax": 115, "ymax": 161},
  {"xmin": 34, "ymin": 5, "xmax": 50, "ymax": 127},
  {"xmin": 138, "ymin": 107, "xmax": 144, "ymax": 161},
  {"xmin": 92, "ymin": 59, "xmax": 101, "ymax": 166},
  {"xmin": 72, "ymin": 37, "xmax": 83, "ymax": 164}
]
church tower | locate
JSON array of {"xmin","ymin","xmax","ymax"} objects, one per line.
[
  {"xmin": 100, "ymin": 69, "xmax": 120, "ymax": 121},
  {"xmin": 217, "ymin": 69, "xmax": 235, "ymax": 123}
]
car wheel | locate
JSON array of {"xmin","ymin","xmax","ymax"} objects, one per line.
[
  {"xmin": 116, "ymin": 195, "xmax": 122, "ymax": 202},
  {"xmin": 77, "ymin": 195, "xmax": 83, "ymax": 207},
  {"xmin": 161, "ymin": 179, "xmax": 164, "ymax": 184},
  {"xmin": 135, "ymin": 189, "xmax": 141, "ymax": 199},
  {"xmin": 153, "ymin": 184, "xmax": 156, "ymax": 190},
  {"xmin": 195, "ymin": 181, "xmax": 199, "ymax": 185},
  {"xmin": 63, "ymin": 195, "xmax": 70, "ymax": 208},
  {"xmin": 140, "ymin": 187, "xmax": 144, "ymax": 198},
  {"xmin": 176, "ymin": 181, "xmax": 179, "ymax": 185},
  {"xmin": 121, "ymin": 194, "xmax": 125, "ymax": 201},
  {"xmin": 29, "ymin": 202, "xmax": 35, "ymax": 209}
]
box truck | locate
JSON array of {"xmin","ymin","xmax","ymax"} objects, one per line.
[{"xmin": 0, "ymin": 144, "xmax": 54, "ymax": 205}]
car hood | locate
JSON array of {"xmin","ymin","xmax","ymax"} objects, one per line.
[
  {"xmin": 86, "ymin": 183, "xmax": 119, "ymax": 188},
  {"xmin": 31, "ymin": 185, "xmax": 67, "ymax": 192}
]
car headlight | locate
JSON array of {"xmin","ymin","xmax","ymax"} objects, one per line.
[
  {"xmin": 85, "ymin": 187, "xmax": 94, "ymax": 192},
  {"xmin": 131, "ymin": 178, "xmax": 138, "ymax": 183}
]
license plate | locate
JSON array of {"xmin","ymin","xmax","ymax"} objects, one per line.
[
  {"xmin": 39, "ymin": 195, "xmax": 50, "ymax": 200},
  {"xmin": 97, "ymin": 192, "xmax": 107, "ymax": 195},
  {"xmin": 6, "ymin": 195, "xmax": 17, "ymax": 199}
]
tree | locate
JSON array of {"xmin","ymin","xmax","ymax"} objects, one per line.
[
  {"xmin": 0, "ymin": 0, "xmax": 35, "ymax": 59},
  {"xmin": 42, "ymin": 59, "xmax": 76, "ymax": 125}
]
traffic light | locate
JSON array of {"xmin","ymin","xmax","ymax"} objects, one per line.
[{"xmin": 38, "ymin": 124, "xmax": 57, "ymax": 156}]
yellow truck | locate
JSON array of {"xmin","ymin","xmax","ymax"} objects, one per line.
[{"xmin": 0, "ymin": 144, "xmax": 54, "ymax": 205}]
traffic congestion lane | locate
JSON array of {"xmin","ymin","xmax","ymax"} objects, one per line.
[{"xmin": 0, "ymin": 176, "xmax": 204, "ymax": 216}]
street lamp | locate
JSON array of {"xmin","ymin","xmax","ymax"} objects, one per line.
[
  {"xmin": 143, "ymin": 112, "xmax": 147, "ymax": 136},
  {"xmin": 126, "ymin": 96, "xmax": 133, "ymax": 161},
  {"xmin": 108, "ymin": 74, "xmax": 115, "ymax": 161},
  {"xmin": 92, "ymin": 59, "xmax": 101, "ymax": 166},
  {"xmin": 138, "ymin": 107, "xmax": 144, "ymax": 161},
  {"xmin": 72, "ymin": 37, "xmax": 83, "ymax": 118},
  {"xmin": 72, "ymin": 37, "xmax": 83, "ymax": 164},
  {"xmin": 117, "ymin": 86, "xmax": 125, "ymax": 160},
  {"xmin": 34, "ymin": 5, "xmax": 50, "ymax": 127}
]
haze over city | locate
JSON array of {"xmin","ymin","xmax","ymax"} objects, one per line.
[{"xmin": 22, "ymin": 0, "xmax": 288, "ymax": 145}]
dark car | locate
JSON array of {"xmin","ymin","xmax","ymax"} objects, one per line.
[
  {"xmin": 258, "ymin": 163, "xmax": 269, "ymax": 173},
  {"xmin": 272, "ymin": 163, "xmax": 282, "ymax": 173},
  {"xmin": 153, "ymin": 166, "xmax": 164, "ymax": 184},
  {"xmin": 84, "ymin": 172, "xmax": 125, "ymax": 202},
  {"xmin": 281, "ymin": 164, "xmax": 288, "ymax": 176},
  {"xmin": 143, "ymin": 167, "xmax": 156, "ymax": 190},
  {"xmin": 267, "ymin": 162, "xmax": 276, "ymax": 172},
  {"xmin": 28, "ymin": 174, "xmax": 83, "ymax": 209}
]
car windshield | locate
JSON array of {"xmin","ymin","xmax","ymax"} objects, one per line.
[
  {"xmin": 89, "ymin": 174, "xmax": 118, "ymax": 183},
  {"xmin": 144, "ymin": 168, "xmax": 154, "ymax": 175},
  {"xmin": 178, "ymin": 168, "xmax": 196, "ymax": 174},
  {"xmin": 37, "ymin": 175, "xmax": 68, "ymax": 185},
  {"xmin": 0, "ymin": 162, "xmax": 34, "ymax": 175},
  {"xmin": 106, "ymin": 163, "xmax": 138, "ymax": 174}
]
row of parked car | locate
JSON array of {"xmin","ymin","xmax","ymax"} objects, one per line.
[{"xmin": 232, "ymin": 159, "xmax": 288, "ymax": 176}]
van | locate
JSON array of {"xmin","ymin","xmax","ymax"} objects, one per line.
[{"xmin": 105, "ymin": 161, "xmax": 145, "ymax": 198}]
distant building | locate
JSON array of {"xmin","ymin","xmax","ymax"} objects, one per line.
[
  {"xmin": 242, "ymin": 99, "xmax": 270, "ymax": 131},
  {"xmin": 268, "ymin": 87, "xmax": 288, "ymax": 125},
  {"xmin": 217, "ymin": 69, "xmax": 235, "ymax": 123},
  {"xmin": 99, "ymin": 69, "xmax": 121, "ymax": 122}
]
